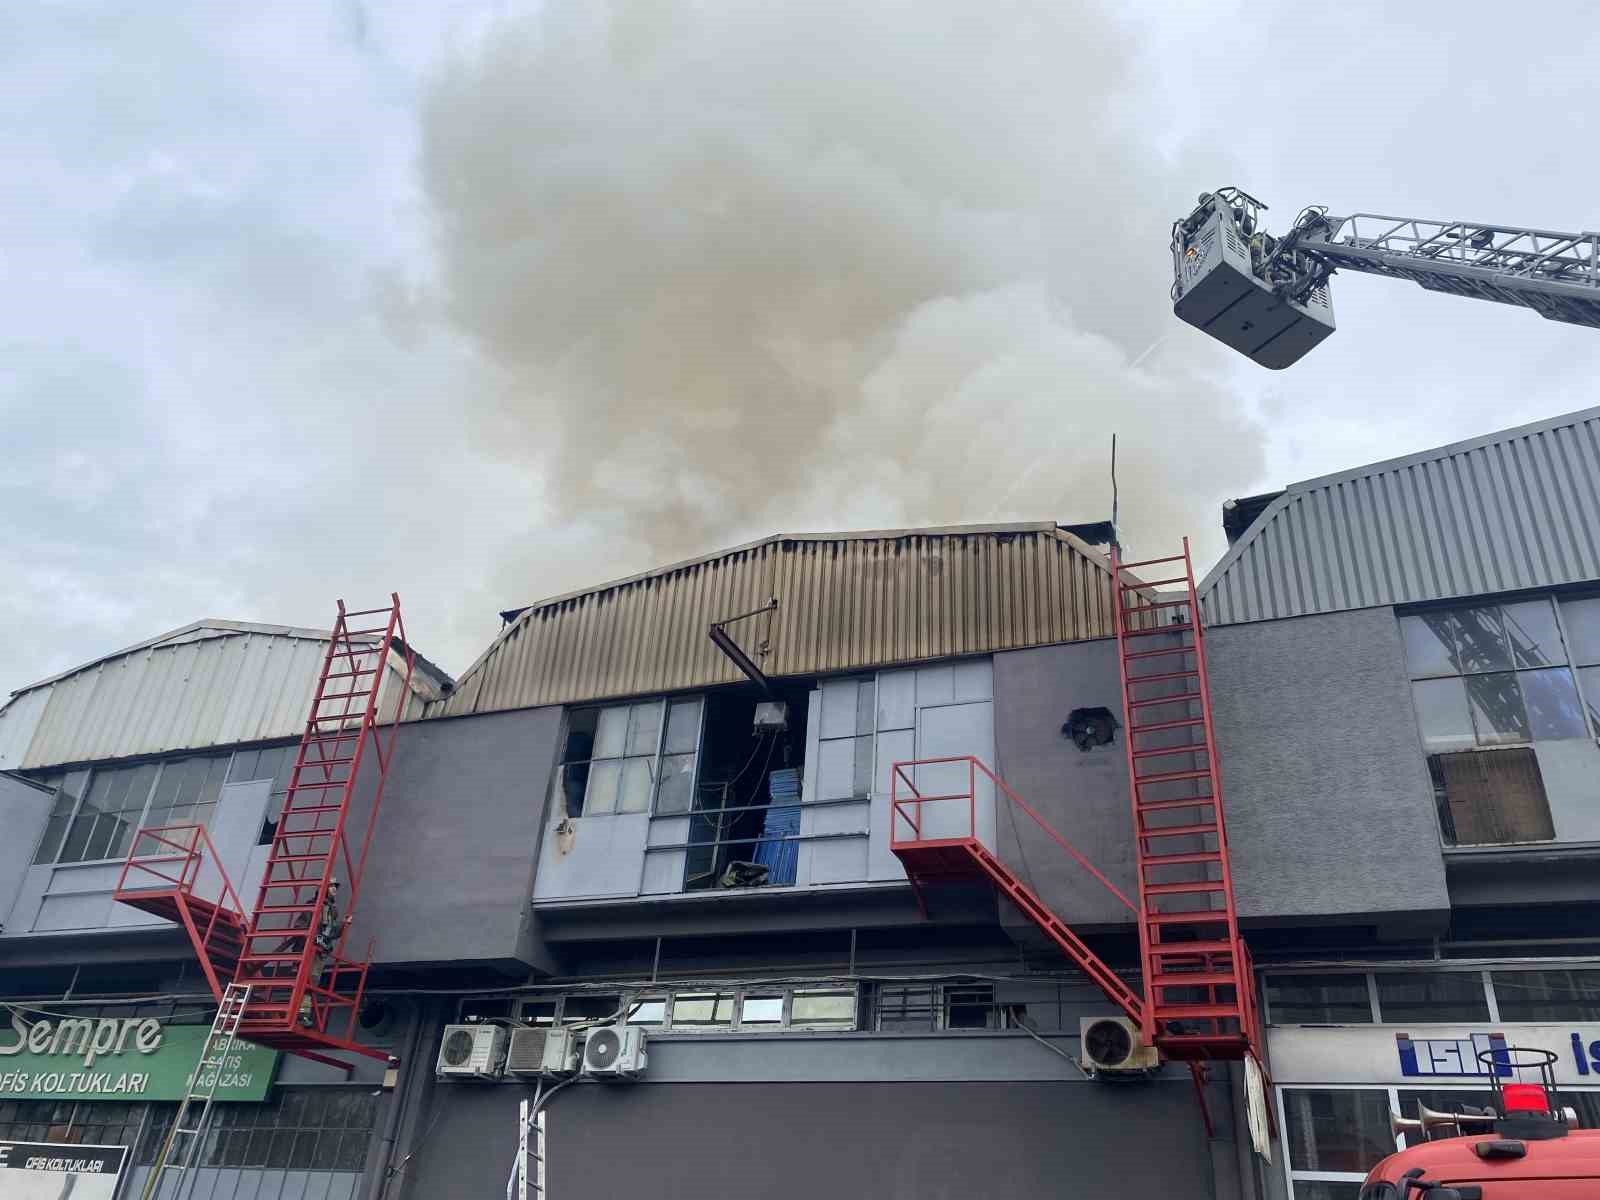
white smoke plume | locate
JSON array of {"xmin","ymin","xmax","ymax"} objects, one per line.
[{"xmin": 419, "ymin": 1, "xmax": 1263, "ymax": 600}]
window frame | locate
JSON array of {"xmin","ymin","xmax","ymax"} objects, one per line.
[
  {"xmin": 553, "ymin": 698, "xmax": 705, "ymax": 820},
  {"xmin": 510, "ymin": 984, "xmax": 859, "ymax": 1033}
]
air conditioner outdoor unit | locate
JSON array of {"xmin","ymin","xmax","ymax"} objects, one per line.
[
  {"xmin": 1079, "ymin": 1016, "xmax": 1160, "ymax": 1074},
  {"xmin": 436, "ymin": 1023, "xmax": 506, "ymax": 1080},
  {"xmin": 581, "ymin": 1025, "xmax": 647, "ymax": 1079},
  {"xmin": 506, "ymin": 1026, "xmax": 582, "ymax": 1078}
]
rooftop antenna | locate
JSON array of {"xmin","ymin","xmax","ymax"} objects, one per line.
[{"xmin": 1110, "ymin": 432, "xmax": 1120, "ymax": 551}]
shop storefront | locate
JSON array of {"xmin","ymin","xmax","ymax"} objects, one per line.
[
  {"xmin": 1263, "ymin": 962, "xmax": 1600, "ymax": 1199},
  {"xmin": 0, "ymin": 995, "xmax": 383, "ymax": 1200}
]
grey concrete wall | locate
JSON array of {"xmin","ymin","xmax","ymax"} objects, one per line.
[
  {"xmin": 396, "ymin": 1074, "xmax": 1231, "ymax": 1200},
  {"xmin": 991, "ymin": 640, "xmax": 1140, "ymax": 930},
  {"xmin": 0, "ymin": 773, "xmax": 48, "ymax": 931},
  {"xmin": 1207, "ymin": 608, "xmax": 1451, "ymax": 927},
  {"xmin": 348, "ymin": 707, "xmax": 562, "ymax": 970}
]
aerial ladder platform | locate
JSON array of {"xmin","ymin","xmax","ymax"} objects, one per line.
[
  {"xmin": 890, "ymin": 542, "xmax": 1263, "ymax": 1076},
  {"xmin": 1171, "ymin": 186, "xmax": 1600, "ymax": 368}
]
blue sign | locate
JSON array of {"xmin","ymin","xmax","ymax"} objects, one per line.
[{"xmin": 1397, "ymin": 1031, "xmax": 1600, "ymax": 1078}]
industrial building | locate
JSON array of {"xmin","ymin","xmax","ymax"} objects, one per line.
[{"xmin": 3, "ymin": 405, "xmax": 1600, "ymax": 1199}]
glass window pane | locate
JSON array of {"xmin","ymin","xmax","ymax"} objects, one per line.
[
  {"xmin": 876, "ymin": 985, "xmax": 937, "ymax": 1031},
  {"xmin": 1454, "ymin": 606, "xmax": 1512, "ymax": 674},
  {"xmin": 228, "ymin": 749, "xmax": 261, "ymax": 782},
  {"xmin": 1493, "ymin": 969, "xmax": 1600, "ymax": 1022},
  {"xmin": 626, "ymin": 702, "xmax": 663, "ymax": 757},
  {"xmin": 1465, "ymin": 672, "xmax": 1529, "ymax": 746},
  {"xmin": 852, "ymin": 734, "xmax": 874, "ymax": 797},
  {"xmin": 625, "ymin": 997, "xmax": 666, "ymax": 1026},
  {"xmin": 944, "ymin": 986, "xmax": 995, "ymax": 1029},
  {"xmin": 583, "ymin": 760, "xmax": 620, "ymax": 816},
  {"xmin": 856, "ymin": 680, "xmax": 876, "ymax": 735},
  {"xmin": 1401, "ymin": 612, "xmax": 1460, "ymax": 677},
  {"xmin": 593, "ymin": 707, "xmax": 628, "ymax": 759},
  {"xmin": 335, "ymin": 1130, "xmax": 370, "ymax": 1171},
  {"xmin": 617, "ymin": 758, "xmax": 653, "ymax": 814},
  {"xmin": 655, "ymin": 753, "xmax": 696, "ymax": 815},
  {"xmin": 739, "ymin": 994, "xmax": 784, "ymax": 1025},
  {"xmin": 665, "ymin": 700, "xmax": 701, "ymax": 754},
  {"xmin": 671, "ymin": 992, "xmax": 734, "ymax": 1028},
  {"xmin": 1504, "ymin": 600, "xmax": 1566, "ymax": 668},
  {"xmin": 58, "ymin": 807, "xmax": 98, "ymax": 864},
  {"xmin": 1521, "ymin": 667, "xmax": 1588, "ymax": 740},
  {"xmin": 1291, "ymin": 1183, "xmax": 1361, "ymax": 1200},
  {"xmin": 561, "ymin": 995, "xmax": 620, "ymax": 1025},
  {"xmin": 1562, "ymin": 597, "xmax": 1600, "ymax": 666},
  {"xmin": 1411, "ymin": 679, "xmax": 1475, "ymax": 753},
  {"xmin": 1282, "ymin": 1088, "xmax": 1393, "ymax": 1174},
  {"xmin": 1375, "ymin": 971, "xmax": 1490, "ymax": 1022},
  {"xmin": 791, "ymin": 990, "xmax": 857, "ymax": 1029},
  {"xmin": 33, "ymin": 811, "xmax": 71, "ymax": 865},
  {"xmin": 1580, "ymin": 666, "xmax": 1600, "ymax": 734},
  {"xmin": 1266, "ymin": 974, "xmax": 1372, "ymax": 1024}
]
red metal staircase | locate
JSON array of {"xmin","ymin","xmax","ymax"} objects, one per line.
[
  {"xmin": 115, "ymin": 596, "xmax": 414, "ymax": 1067},
  {"xmin": 1112, "ymin": 540, "xmax": 1260, "ymax": 1063},
  {"xmin": 888, "ymin": 541, "xmax": 1264, "ymax": 1074}
]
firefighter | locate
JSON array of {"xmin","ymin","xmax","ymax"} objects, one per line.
[{"xmin": 298, "ymin": 879, "xmax": 341, "ymax": 1027}]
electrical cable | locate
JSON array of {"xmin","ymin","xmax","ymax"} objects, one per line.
[{"xmin": 1014, "ymin": 1014, "xmax": 1091, "ymax": 1080}]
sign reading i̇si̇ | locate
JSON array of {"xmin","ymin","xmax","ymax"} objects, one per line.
[{"xmin": 0, "ymin": 1011, "xmax": 278, "ymax": 1102}]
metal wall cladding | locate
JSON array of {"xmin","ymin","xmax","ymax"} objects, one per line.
[
  {"xmin": 431, "ymin": 525, "xmax": 1120, "ymax": 716},
  {"xmin": 1200, "ymin": 406, "xmax": 1600, "ymax": 626},
  {"xmin": 9, "ymin": 627, "xmax": 427, "ymax": 770}
]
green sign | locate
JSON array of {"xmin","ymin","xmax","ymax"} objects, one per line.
[{"xmin": 0, "ymin": 1013, "xmax": 278, "ymax": 1102}]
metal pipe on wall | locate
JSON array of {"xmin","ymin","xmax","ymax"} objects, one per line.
[{"xmin": 365, "ymin": 1001, "xmax": 424, "ymax": 1200}]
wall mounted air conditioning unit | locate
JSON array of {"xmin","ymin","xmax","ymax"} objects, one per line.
[
  {"xmin": 506, "ymin": 1027, "xmax": 581, "ymax": 1078},
  {"xmin": 436, "ymin": 1023, "xmax": 507, "ymax": 1080},
  {"xmin": 1079, "ymin": 1016, "xmax": 1160, "ymax": 1074},
  {"xmin": 581, "ymin": 1025, "xmax": 647, "ymax": 1079}
]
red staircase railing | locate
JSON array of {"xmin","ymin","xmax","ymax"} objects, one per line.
[
  {"xmin": 114, "ymin": 825, "xmax": 247, "ymax": 1003},
  {"xmin": 889, "ymin": 755, "xmax": 1146, "ymax": 1028},
  {"xmin": 1112, "ymin": 539, "xmax": 1262, "ymax": 1065}
]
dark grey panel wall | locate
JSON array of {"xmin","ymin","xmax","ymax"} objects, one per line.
[
  {"xmin": 1207, "ymin": 608, "xmax": 1450, "ymax": 925},
  {"xmin": 398, "ymin": 1078, "xmax": 1223, "ymax": 1200},
  {"xmin": 992, "ymin": 640, "xmax": 1139, "ymax": 929},
  {"xmin": 348, "ymin": 708, "xmax": 562, "ymax": 969}
]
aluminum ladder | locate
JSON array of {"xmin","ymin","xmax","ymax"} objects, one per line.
[
  {"xmin": 507, "ymin": 1097, "xmax": 547, "ymax": 1200},
  {"xmin": 140, "ymin": 983, "xmax": 251, "ymax": 1200}
]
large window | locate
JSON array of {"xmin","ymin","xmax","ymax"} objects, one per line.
[
  {"xmin": 139, "ymin": 1088, "xmax": 376, "ymax": 1170},
  {"xmin": 551, "ymin": 699, "xmax": 704, "ymax": 818},
  {"xmin": 31, "ymin": 753, "xmax": 239, "ymax": 866},
  {"xmin": 0, "ymin": 1099, "xmax": 149, "ymax": 1148},
  {"xmin": 1266, "ymin": 974, "xmax": 1374, "ymax": 1024},
  {"xmin": 1401, "ymin": 597, "xmax": 1600, "ymax": 846}
]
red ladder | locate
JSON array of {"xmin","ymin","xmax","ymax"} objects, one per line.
[
  {"xmin": 1112, "ymin": 540, "xmax": 1260, "ymax": 1062},
  {"xmin": 233, "ymin": 596, "xmax": 413, "ymax": 1064}
]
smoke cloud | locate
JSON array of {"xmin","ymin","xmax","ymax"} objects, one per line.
[{"xmin": 420, "ymin": 1, "xmax": 1263, "ymax": 599}]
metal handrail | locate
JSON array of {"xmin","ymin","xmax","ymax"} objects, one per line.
[{"xmin": 890, "ymin": 755, "xmax": 1136, "ymax": 913}]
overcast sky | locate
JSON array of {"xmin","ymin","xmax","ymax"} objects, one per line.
[{"xmin": 4, "ymin": 1, "xmax": 1598, "ymax": 693}]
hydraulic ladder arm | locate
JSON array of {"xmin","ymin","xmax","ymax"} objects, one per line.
[{"xmin": 1171, "ymin": 186, "xmax": 1600, "ymax": 367}]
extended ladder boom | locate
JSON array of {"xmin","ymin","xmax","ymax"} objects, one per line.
[
  {"xmin": 1297, "ymin": 211, "xmax": 1600, "ymax": 329},
  {"xmin": 1170, "ymin": 186, "xmax": 1600, "ymax": 368}
]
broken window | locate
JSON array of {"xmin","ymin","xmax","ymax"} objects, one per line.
[
  {"xmin": 1430, "ymin": 748, "xmax": 1554, "ymax": 845},
  {"xmin": 1401, "ymin": 598, "xmax": 1591, "ymax": 847},
  {"xmin": 552, "ymin": 699, "xmax": 703, "ymax": 819}
]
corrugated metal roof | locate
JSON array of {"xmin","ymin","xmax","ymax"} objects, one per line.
[
  {"xmin": 430, "ymin": 523, "xmax": 1123, "ymax": 717},
  {"xmin": 1199, "ymin": 405, "xmax": 1600, "ymax": 625},
  {"xmin": 0, "ymin": 620, "xmax": 450, "ymax": 770}
]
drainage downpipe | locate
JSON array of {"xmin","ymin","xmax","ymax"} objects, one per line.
[{"xmin": 368, "ymin": 1002, "xmax": 424, "ymax": 1200}]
